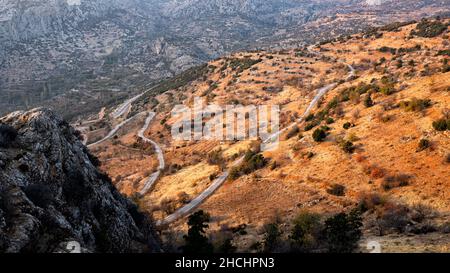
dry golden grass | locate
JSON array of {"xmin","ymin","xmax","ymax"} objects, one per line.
[{"xmin": 89, "ymin": 20, "xmax": 450, "ymax": 251}]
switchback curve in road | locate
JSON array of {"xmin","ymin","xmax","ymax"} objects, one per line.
[
  {"xmin": 138, "ymin": 112, "xmax": 166, "ymax": 195},
  {"xmin": 87, "ymin": 113, "xmax": 144, "ymax": 148},
  {"xmin": 157, "ymin": 63, "xmax": 356, "ymax": 227}
]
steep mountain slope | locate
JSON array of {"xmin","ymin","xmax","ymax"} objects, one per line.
[
  {"xmin": 1, "ymin": 0, "xmax": 449, "ymax": 119},
  {"xmin": 0, "ymin": 108, "xmax": 159, "ymax": 253},
  {"xmin": 85, "ymin": 18, "xmax": 450, "ymax": 252}
]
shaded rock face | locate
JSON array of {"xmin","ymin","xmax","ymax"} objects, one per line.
[{"xmin": 0, "ymin": 108, "xmax": 159, "ymax": 253}]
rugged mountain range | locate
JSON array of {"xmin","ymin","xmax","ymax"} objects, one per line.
[
  {"xmin": 0, "ymin": 0, "xmax": 449, "ymax": 119},
  {"xmin": 0, "ymin": 108, "xmax": 160, "ymax": 252}
]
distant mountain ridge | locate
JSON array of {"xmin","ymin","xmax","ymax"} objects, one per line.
[{"xmin": 0, "ymin": 0, "xmax": 449, "ymax": 118}]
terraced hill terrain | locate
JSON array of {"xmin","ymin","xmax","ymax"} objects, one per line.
[{"xmin": 79, "ymin": 18, "xmax": 449, "ymax": 252}]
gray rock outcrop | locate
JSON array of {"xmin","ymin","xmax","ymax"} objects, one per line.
[{"xmin": 0, "ymin": 108, "xmax": 160, "ymax": 253}]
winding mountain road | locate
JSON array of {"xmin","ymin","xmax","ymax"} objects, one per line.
[
  {"xmin": 87, "ymin": 113, "xmax": 145, "ymax": 148},
  {"xmin": 111, "ymin": 93, "xmax": 144, "ymax": 119},
  {"xmin": 263, "ymin": 82, "xmax": 338, "ymax": 146},
  {"xmin": 138, "ymin": 112, "xmax": 166, "ymax": 195},
  {"xmin": 263, "ymin": 63, "xmax": 354, "ymax": 146},
  {"xmin": 156, "ymin": 58, "xmax": 356, "ymax": 226},
  {"xmin": 156, "ymin": 156, "xmax": 244, "ymax": 227},
  {"xmin": 86, "ymin": 110, "xmax": 165, "ymax": 197},
  {"xmin": 84, "ymin": 46, "xmax": 355, "ymax": 227},
  {"xmin": 84, "ymin": 85, "xmax": 166, "ymax": 194},
  {"xmin": 74, "ymin": 108, "xmax": 106, "ymax": 145}
]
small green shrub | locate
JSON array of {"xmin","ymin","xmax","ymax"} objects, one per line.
[
  {"xmin": 326, "ymin": 117, "xmax": 335, "ymax": 124},
  {"xmin": 327, "ymin": 184, "xmax": 346, "ymax": 196},
  {"xmin": 364, "ymin": 94, "xmax": 374, "ymax": 108},
  {"xmin": 417, "ymin": 139, "xmax": 430, "ymax": 152},
  {"xmin": 378, "ymin": 46, "xmax": 397, "ymax": 54},
  {"xmin": 340, "ymin": 140, "xmax": 355, "ymax": 154},
  {"xmin": 379, "ymin": 21, "xmax": 416, "ymax": 32},
  {"xmin": 411, "ymin": 19, "xmax": 447, "ymax": 38},
  {"xmin": 229, "ymin": 150, "xmax": 267, "ymax": 180},
  {"xmin": 228, "ymin": 57, "xmax": 262, "ymax": 72},
  {"xmin": 399, "ymin": 98, "xmax": 431, "ymax": 112},
  {"xmin": 379, "ymin": 85, "xmax": 395, "ymax": 95},
  {"xmin": 382, "ymin": 174, "xmax": 411, "ymax": 191},
  {"xmin": 270, "ymin": 161, "xmax": 279, "ymax": 170},
  {"xmin": 343, "ymin": 122, "xmax": 353, "ymax": 130},
  {"xmin": 304, "ymin": 122, "xmax": 317, "ymax": 131},
  {"xmin": 326, "ymin": 98, "xmax": 339, "ymax": 110},
  {"xmin": 437, "ymin": 49, "xmax": 450, "ymax": 56},
  {"xmin": 229, "ymin": 167, "xmax": 241, "ymax": 180},
  {"xmin": 312, "ymin": 129, "xmax": 327, "ymax": 142},
  {"xmin": 442, "ymin": 59, "xmax": 450, "ymax": 73},
  {"xmin": 305, "ymin": 113, "xmax": 315, "ymax": 122},
  {"xmin": 305, "ymin": 152, "xmax": 315, "ymax": 159},
  {"xmin": 209, "ymin": 173, "xmax": 217, "ymax": 181},
  {"xmin": 443, "ymin": 65, "xmax": 450, "ymax": 73},
  {"xmin": 432, "ymin": 118, "xmax": 449, "ymax": 131}
]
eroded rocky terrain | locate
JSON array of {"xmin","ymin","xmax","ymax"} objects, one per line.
[{"xmin": 0, "ymin": 108, "xmax": 159, "ymax": 253}]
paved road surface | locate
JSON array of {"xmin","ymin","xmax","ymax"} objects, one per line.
[
  {"xmin": 156, "ymin": 59, "xmax": 355, "ymax": 226},
  {"xmin": 138, "ymin": 112, "xmax": 166, "ymax": 195},
  {"xmin": 156, "ymin": 156, "xmax": 244, "ymax": 227},
  {"xmin": 83, "ymin": 46, "xmax": 355, "ymax": 227},
  {"xmin": 87, "ymin": 113, "xmax": 144, "ymax": 148},
  {"xmin": 111, "ymin": 93, "xmax": 144, "ymax": 119}
]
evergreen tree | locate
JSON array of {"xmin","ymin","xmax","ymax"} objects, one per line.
[
  {"xmin": 324, "ymin": 209, "xmax": 362, "ymax": 253},
  {"xmin": 181, "ymin": 210, "xmax": 214, "ymax": 254},
  {"xmin": 262, "ymin": 222, "xmax": 281, "ymax": 253},
  {"xmin": 289, "ymin": 212, "xmax": 322, "ymax": 252}
]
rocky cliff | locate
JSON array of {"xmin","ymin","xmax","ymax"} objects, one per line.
[{"xmin": 0, "ymin": 108, "xmax": 160, "ymax": 253}]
